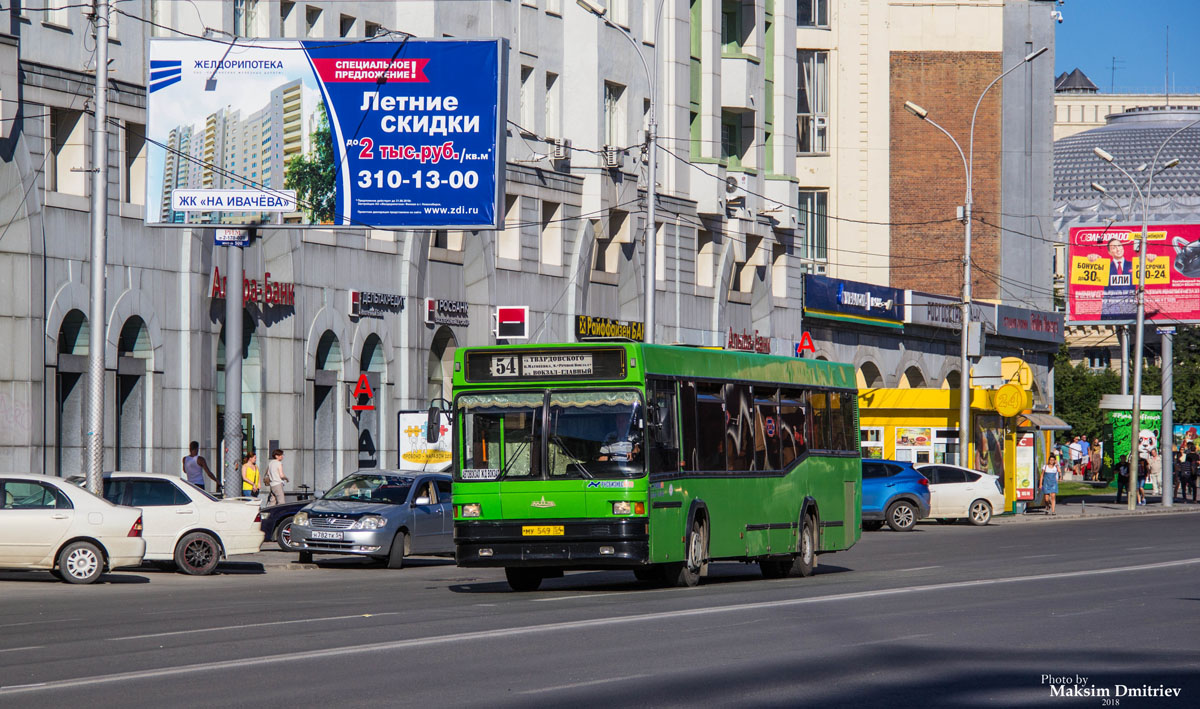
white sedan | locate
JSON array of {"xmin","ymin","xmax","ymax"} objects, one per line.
[
  {"xmin": 0, "ymin": 473, "xmax": 145, "ymax": 584},
  {"xmin": 915, "ymin": 464, "xmax": 1007, "ymax": 526},
  {"xmin": 73, "ymin": 472, "xmax": 264, "ymax": 575}
]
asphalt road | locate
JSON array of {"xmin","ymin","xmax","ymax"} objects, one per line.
[{"xmin": 1, "ymin": 515, "xmax": 1198, "ymax": 708}]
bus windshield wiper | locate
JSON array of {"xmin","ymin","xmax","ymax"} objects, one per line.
[{"xmin": 552, "ymin": 433, "xmax": 593, "ymax": 479}]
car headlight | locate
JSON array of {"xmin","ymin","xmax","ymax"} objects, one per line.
[
  {"xmin": 293, "ymin": 511, "xmax": 309, "ymax": 526},
  {"xmin": 612, "ymin": 501, "xmax": 632, "ymax": 515},
  {"xmin": 356, "ymin": 515, "xmax": 387, "ymax": 530},
  {"xmin": 461, "ymin": 503, "xmax": 482, "ymax": 518}
]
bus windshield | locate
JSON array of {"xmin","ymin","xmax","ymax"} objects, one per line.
[{"xmin": 456, "ymin": 390, "xmax": 644, "ymax": 481}]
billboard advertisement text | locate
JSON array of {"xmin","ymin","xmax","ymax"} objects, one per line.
[{"xmin": 1067, "ymin": 224, "xmax": 1200, "ymax": 323}]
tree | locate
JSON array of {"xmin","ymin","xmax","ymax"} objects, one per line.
[
  {"xmin": 284, "ymin": 105, "xmax": 336, "ymax": 223},
  {"xmin": 1052, "ymin": 343, "xmax": 1121, "ymax": 443}
]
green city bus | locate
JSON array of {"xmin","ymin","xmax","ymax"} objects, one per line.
[{"xmin": 449, "ymin": 342, "xmax": 861, "ymax": 591}]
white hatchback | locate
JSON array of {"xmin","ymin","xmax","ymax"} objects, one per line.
[
  {"xmin": 0, "ymin": 473, "xmax": 145, "ymax": 584},
  {"xmin": 72, "ymin": 472, "xmax": 264, "ymax": 575},
  {"xmin": 915, "ymin": 464, "xmax": 1007, "ymax": 526}
]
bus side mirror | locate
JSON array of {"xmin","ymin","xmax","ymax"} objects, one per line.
[{"xmin": 427, "ymin": 405, "xmax": 441, "ymax": 443}]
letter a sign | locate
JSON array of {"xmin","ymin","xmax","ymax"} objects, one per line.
[{"xmin": 352, "ymin": 373, "xmax": 375, "ymax": 411}]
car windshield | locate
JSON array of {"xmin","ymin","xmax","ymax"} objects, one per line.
[
  {"xmin": 323, "ymin": 475, "xmax": 412, "ymax": 504},
  {"xmin": 457, "ymin": 390, "xmax": 644, "ymax": 481}
]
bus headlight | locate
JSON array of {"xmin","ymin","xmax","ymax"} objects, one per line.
[
  {"xmin": 461, "ymin": 503, "xmax": 482, "ymax": 518},
  {"xmin": 612, "ymin": 501, "xmax": 632, "ymax": 515}
]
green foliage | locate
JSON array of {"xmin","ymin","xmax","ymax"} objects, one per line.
[
  {"xmin": 284, "ymin": 105, "xmax": 336, "ymax": 223},
  {"xmin": 1053, "ymin": 343, "xmax": 1121, "ymax": 442}
]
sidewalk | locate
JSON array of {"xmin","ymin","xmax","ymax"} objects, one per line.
[{"xmin": 992, "ymin": 493, "xmax": 1200, "ymax": 524}]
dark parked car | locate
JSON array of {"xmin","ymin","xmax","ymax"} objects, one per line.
[
  {"xmin": 290, "ymin": 471, "xmax": 453, "ymax": 568},
  {"xmin": 259, "ymin": 499, "xmax": 313, "ymax": 552},
  {"xmin": 861, "ymin": 459, "xmax": 931, "ymax": 532}
]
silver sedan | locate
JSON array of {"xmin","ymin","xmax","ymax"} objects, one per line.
[{"xmin": 290, "ymin": 471, "xmax": 453, "ymax": 568}]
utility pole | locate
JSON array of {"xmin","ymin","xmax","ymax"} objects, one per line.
[
  {"xmin": 1161, "ymin": 329, "xmax": 1174, "ymax": 507},
  {"xmin": 84, "ymin": 0, "xmax": 110, "ymax": 495},
  {"xmin": 223, "ymin": 244, "xmax": 244, "ymax": 498}
]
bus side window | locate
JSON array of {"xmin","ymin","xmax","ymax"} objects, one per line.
[
  {"xmin": 680, "ymin": 382, "xmax": 699, "ymax": 471},
  {"xmin": 841, "ymin": 391, "xmax": 859, "ymax": 453},
  {"xmin": 829, "ymin": 392, "xmax": 848, "ymax": 451},
  {"xmin": 810, "ymin": 391, "xmax": 830, "ymax": 450},
  {"xmin": 754, "ymin": 387, "xmax": 780, "ymax": 471},
  {"xmin": 695, "ymin": 383, "xmax": 726, "ymax": 471},
  {"xmin": 779, "ymin": 389, "xmax": 808, "ymax": 467},
  {"xmin": 649, "ymin": 379, "xmax": 679, "ymax": 475},
  {"xmin": 724, "ymin": 383, "xmax": 754, "ymax": 473}
]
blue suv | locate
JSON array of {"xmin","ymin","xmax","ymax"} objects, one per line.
[{"xmin": 861, "ymin": 459, "xmax": 931, "ymax": 532}]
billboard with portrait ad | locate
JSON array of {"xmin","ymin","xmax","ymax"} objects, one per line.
[
  {"xmin": 1067, "ymin": 224, "xmax": 1200, "ymax": 324},
  {"xmin": 146, "ymin": 38, "xmax": 506, "ymax": 230}
]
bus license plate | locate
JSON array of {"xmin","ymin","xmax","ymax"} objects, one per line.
[
  {"xmin": 521, "ymin": 525, "xmax": 564, "ymax": 536},
  {"xmin": 311, "ymin": 531, "xmax": 343, "ymax": 540}
]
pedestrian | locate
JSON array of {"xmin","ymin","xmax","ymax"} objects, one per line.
[
  {"xmin": 1136, "ymin": 458, "xmax": 1148, "ymax": 506},
  {"xmin": 1041, "ymin": 452, "xmax": 1061, "ymax": 515},
  {"xmin": 1088, "ymin": 439, "xmax": 1103, "ymax": 481},
  {"xmin": 240, "ymin": 452, "xmax": 261, "ymax": 499},
  {"xmin": 1115, "ymin": 457, "xmax": 1131, "ymax": 504},
  {"xmin": 1078, "ymin": 436, "xmax": 1090, "ymax": 476},
  {"xmin": 264, "ymin": 449, "xmax": 289, "ymax": 506},
  {"xmin": 181, "ymin": 441, "xmax": 219, "ymax": 491},
  {"xmin": 1183, "ymin": 442, "xmax": 1199, "ymax": 503},
  {"xmin": 1068, "ymin": 436, "xmax": 1084, "ymax": 478},
  {"xmin": 1148, "ymin": 448, "xmax": 1162, "ymax": 498}
]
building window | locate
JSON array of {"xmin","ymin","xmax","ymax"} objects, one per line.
[
  {"xmin": 365, "ymin": 21, "xmax": 382, "ymax": 38},
  {"xmin": 124, "ymin": 122, "xmax": 147, "ymax": 204},
  {"xmin": 497, "ymin": 195, "xmax": 521, "ymax": 262},
  {"xmin": 49, "ymin": 108, "xmax": 87, "ymax": 196},
  {"xmin": 305, "ymin": 5, "xmax": 322, "ymax": 37},
  {"xmin": 519, "ymin": 66, "xmax": 535, "ymax": 131},
  {"xmin": 432, "ymin": 230, "xmax": 464, "ymax": 251},
  {"xmin": 604, "ymin": 82, "xmax": 625, "ymax": 148},
  {"xmin": 797, "ymin": 0, "xmax": 829, "ymax": 28},
  {"xmin": 545, "ymin": 72, "xmax": 561, "ymax": 138},
  {"xmin": 696, "ymin": 229, "xmax": 716, "ymax": 288},
  {"xmin": 721, "ymin": 1, "xmax": 748, "ymax": 55},
  {"xmin": 611, "ymin": 0, "xmax": 629, "ymax": 28},
  {"xmin": 594, "ymin": 210, "xmax": 628, "ymax": 275},
  {"xmin": 721, "ymin": 111, "xmax": 751, "ymax": 170},
  {"xmin": 1085, "ymin": 349, "xmax": 1111, "ymax": 371},
  {"xmin": 732, "ymin": 235, "xmax": 761, "ymax": 294},
  {"xmin": 234, "ymin": 0, "xmax": 260, "ymax": 37},
  {"xmin": 339, "ymin": 14, "xmax": 356, "ymax": 37},
  {"xmin": 45, "ymin": 0, "xmax": 69, "ymax": 27},
  {"xmin": 799, "ymin": 190, "xmax": 827, "ymax": 261},
  {"xmin": 797, "ymin": 50, "xmax": 829, "ymax": 154},
  {"xmin": 541, "ymin": 201, "xmax": 563, "ymax": 267}
]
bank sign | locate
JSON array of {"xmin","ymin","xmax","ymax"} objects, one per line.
[
  {"xmin": 146, "ymin": 39, "xmax": 506, "ymax": 230},
  {"xmin": 804, "ymin": 274, "xmax": 905, "ymax": 326}
]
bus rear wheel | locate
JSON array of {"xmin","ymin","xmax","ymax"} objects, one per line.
[
  {"xmin": 505, "ymin": 567, "xmax": 543, "ymax": 592},
  {"xmin": 664, "ymin": 518, "xmax": 706, "ymax": 588}
]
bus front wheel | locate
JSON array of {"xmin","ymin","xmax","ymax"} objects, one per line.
[
  {"xmin": 505, "ymin": 567, "xmax": 543, "ymax": 592},
  {"xmin": 664, "ymin": 518, "xmax": 707, "ymax": 588}
]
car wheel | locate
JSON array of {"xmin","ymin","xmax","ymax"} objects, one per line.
[
  {"xmin": 664, "ymin": 518, "xmax": 707, "ymax": 588},
  {"xmin": 386, "ymin": 532, "xmax": 408, "ymax": 569},
  {"xmin": 967, "ymin": 500, "xmax": 993, "ymax": 526},
  {"xmin": 885, "ymin": 501, "xmax": 918, "ymax": 532},
  {"xmin": 298, "ymin": 551, "xmax": 314, "ymax": 564},
  {"xmin": 505, "ymin": 567, "xmax": 543, "ymax": 592},
  {"xmin": 175, "ymin": 532, "xmax": 221, "ymax": 575},
  {"xmin": 58, "ymin": 541, "xmax": 104, "ymax": 584},
  {"xmin": 274, "ymin": 516, "xmax": 300, "ymax": 552},
  {"xmin": 862, "ymin": 520, "xmax": 884, "ymax": 532},
  {"xmin": 936, "ymin": 518, "xmax": 957, "ymax": 525}
]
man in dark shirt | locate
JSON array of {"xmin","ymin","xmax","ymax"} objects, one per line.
[{"xmin": 1182, "ymin": 443, "xmax": 1199, "ymax": 503}]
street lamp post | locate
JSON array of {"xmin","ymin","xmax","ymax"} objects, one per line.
[
  {"xmin": 1093, "ymin": 116, "xmax": 1198, "ymax": 510},
  {"xmin": 903, "ymin": 46, "xmax": 1047, "ymax": 469},
  {"xmin": 577, "ymin": 0, "xmax": 660, "ymax": 343}
]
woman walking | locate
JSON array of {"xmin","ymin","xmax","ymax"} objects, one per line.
[
  {"xmin": 1041, "ymin": 452, "xmax": 1061, "ymax": 515},
  {"xmin": 241, "ymin": 452, "xmax": 261, "ymax": 499}
]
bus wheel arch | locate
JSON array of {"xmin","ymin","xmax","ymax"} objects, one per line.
[{"xmin": 665, "ymin": 500, "xmax": 709, "ymax": 587}]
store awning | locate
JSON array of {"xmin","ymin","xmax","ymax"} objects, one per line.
[{"xmin": 1017, "ymin": 413, "xmax": 1072, "ymax": 431}]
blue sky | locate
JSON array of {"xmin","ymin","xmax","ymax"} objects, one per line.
[{"xmin": 1055, "ymin": 0, "xmax": 1200, "ymax": 94}]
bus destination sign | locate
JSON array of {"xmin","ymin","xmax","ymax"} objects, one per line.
[{"xmin": 466, "ymin": 348, "xmax": 627, "ymax": 382}]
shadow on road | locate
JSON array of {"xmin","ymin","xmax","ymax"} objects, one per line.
[{"xmin": 0, "ymin": 570, "xmax": 150, "ymax": 585}]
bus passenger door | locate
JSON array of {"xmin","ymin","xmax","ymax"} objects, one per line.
[{"xmin": 648, "ymin": 380, "xmax": 684, "ymax": 563}]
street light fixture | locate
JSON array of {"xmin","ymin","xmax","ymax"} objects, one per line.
[
  {"xmin": 1092, "ymin": 115, "xmax": 1199, "ymax": 510},
  {"xmin": 578, "ymin": 0, "xmax": 659, "ymax": 343},
  {"xmin": 904, "ymin": 46, "xmax": 1047, "ymax": 469}
]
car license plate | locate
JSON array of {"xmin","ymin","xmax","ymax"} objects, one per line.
[
  {"xmin": 521, "ymin": 525, "xmax": 564, "ymax": 536},
  {"xmin": 311, "ymin": 531, "xmax": 343, "ymax": 540}
]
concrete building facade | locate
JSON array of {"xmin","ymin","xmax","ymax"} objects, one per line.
[{"xmin": 0, "ymin": 0, "xmax": 1061, "ymax": 490}]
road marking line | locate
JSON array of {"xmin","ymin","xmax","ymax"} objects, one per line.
[
  {"xmin": 1021, "ymin": 554, "xmax": 1058, "ymax": 559},
  {"xmin": 845, "ymin": 633, "xmax": 931, "ymax": 647},
  {"xmin": 0, "ymin": 646, "xmax": 44, "ymax": 654},
  {"xmin": 519, "ymin": 673, "xmax": 653, "ymax": 694},
  {"xmin": 895, "ymin": 566, "xmax": 942, "ymax": 572},
  {"xmin": 1126, "ymin": 546, "xmax": 1155, "ymax": 551},
  {"xmin": 109, "ymin": 613, "xmax": 400, "ymax": 641},
  {"xmin": 0, "ymin": 619, "xmax": 74, "ymax": 629},
  {"xmin": 4, "ymin": 557, "xmax": 1198, "ymax": 695}
]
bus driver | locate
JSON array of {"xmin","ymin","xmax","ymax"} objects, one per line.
[{"xmin": 598, "ymin": 411, "xmax": 642, "ymax": 462}]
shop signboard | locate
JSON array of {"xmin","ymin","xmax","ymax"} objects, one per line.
[
  {"xmin": 350, "ymin": 290, "xmax": 404, "ymax": 318},
  {"xmin": 1015, "ymin": 433, "xmax": 1035, "ymax": 501},
  {"xmin": 726, "ymin": 327, "xmax": 770, "ymax": 354},
  {"xmin": 575, "ymin": 316, "xmax": 645, "ymax": 342},
  {"xmin": 1107, "ymin": 410, "xmax": 1163, "ymax": 465},
  {"xmin": 425, "ymin": 298, "xmax": 469, "ymax": 326},
  {"xmin": 995, "ymin": 305, "xmax": 1064, "ymax": 343},
  {"xmin": 906, "ymin": 292, "xmax": 997, "ymax": 333},
  {"xmin": 1173, "ymin": 423, "xmax": 1200, "ymax": 452},
  {"xmin": 1066, "ymin": 224, "xmax": 1200, "ymax": 324},
  {"xmin": 396, "ymin": 411, "xmax": 452, "ymax": 471},
  {"xmin": 147, "ymin": 38, "xmax": 506, "ymax": 229},
  {"xmin": 209, "ymin": 266, "xmax": 295, "ymax": 307},
  {"xmin": 804, "ymin": 274, "xmax": 904, "ymax": 326}
]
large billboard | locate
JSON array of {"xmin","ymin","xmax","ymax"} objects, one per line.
[
  {"xmin": 147, "ymin": 38, "xmax": 506, "ymax": 229},
  {"xmin": 1067, "ymin": 224, "xmax": 1200, "ymax": 324}
]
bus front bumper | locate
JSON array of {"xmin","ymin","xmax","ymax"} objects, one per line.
[{"xmin": 455, "ymin": 518, "xmax": 649, "ymax": 568}]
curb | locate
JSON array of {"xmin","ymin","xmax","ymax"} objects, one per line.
[{"xmin": 991, "ymin": 504, "xmax": 1200, "ymax": 524}]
